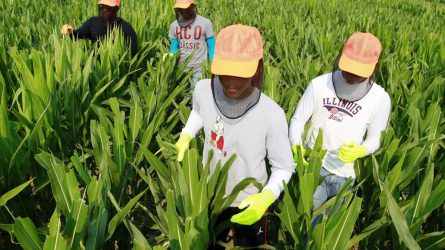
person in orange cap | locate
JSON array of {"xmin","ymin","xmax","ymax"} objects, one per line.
[
  {"xmin": 60, "ymin": 0, "xmax": 137, "ymax": 56},
  {"xmin": 289, "ymin": 32, "xmax": 391, "ymax": 225},
  {"xmin": 167, "ymin": 0, "xmax": 215, "ymax": 86},
  {"xmin": 175, "ymin": 24, "xmax": 295, "ymax": 248}
]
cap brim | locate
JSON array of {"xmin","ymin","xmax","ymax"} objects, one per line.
[
  {"xmin": 98, "ymin": 1, "xmax": 118, "ymax": 7},
  {"xmin": 339, "ymin": 55, "xmax": 375, "ymax": 78},
  {"xmin": 174, "ymin": 3, "xmax": 192, "ymax": 9},
  {"xmin": 211, "ymin": 57, "xmax": 259, "ymax": 78}
]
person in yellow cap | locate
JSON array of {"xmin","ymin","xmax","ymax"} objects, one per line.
[
  {"xmin": 60, "ymin": 0, "xmax": 137, "ymax": 57},
  {"xmin": 167, "ymin": 0, "xmax": 215, "ymax": 86},
  {"xmin": 175, "ymin": 24, "xmax": 295, "ymax": 248},
  {"xmin": 289, "ymin": 32, "xmax": 391, "ymax": 225}
]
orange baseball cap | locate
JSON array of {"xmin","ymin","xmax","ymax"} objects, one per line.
[
  {"xmin": 98, "ymin": 0, "xmax": 120, "ymax": 7},
  {"xmin": 211, "ymin": 24, "xmax": 263, "ymax": 78},
  {"xmin": 339, "ymin": 32, "xmax": 382, "ymax": 78},
  {"xmin": 174, "ymin": 0, "xmax": 195, "ymax": 9}
]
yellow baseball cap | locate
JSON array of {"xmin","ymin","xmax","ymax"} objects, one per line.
[
  {"xmin": 211, "ymin": 24, "xmax": 263, "ymax": 78},
  {"xmin": 98, "ymin": 0, "xmax": 120, "ymax": 7},
  {"xmin": 174, "ymin": 0, "xmax": 195, "ymax": 9},
  {"xmin": 339, "ymin": 32, "xmax": 382, "ymax": 77}
]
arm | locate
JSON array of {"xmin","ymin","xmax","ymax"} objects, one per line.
[
  {"xmin": 72, "ymin": 18, "xmax": 93, "ymax": 39},
  {"xmin": 206, "ymin": 36, "xmax": 215, "ymax": 61},
  {"xmin": 289, "ymin": 82, "xmax": 315, "ymax": 146},
  {"xmin": 182, "ymin": 110, "xmax": 203, "ymax": 137},
  {"xmin": 264, "ymin": 109, "xmax": 296, "ymax": 200},
  {"xmin": 170, "ymin": 39, "xmax": 180, "ymax": 54},
  {"xmin": 204, "ymin": 20, "xmax": 215, "ymax": 60},
  {"xmin": 123, "ymin": 23, "xmax": 138, "ymax": 57},
  {"xmin": 181, "ymin": 84, "xmax": 203, "ymax": 137},
  {"xmin": 361, "ymin": 92, "xmax": 391, "ymax": 154},
  {"xmin": 168, "ymin": 22, "xmax": 179, "ymax": 54}
]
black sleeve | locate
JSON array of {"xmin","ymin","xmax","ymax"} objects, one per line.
[
  {"xmin": 122, "ymin": 22, "xmax": 138, "ymax": 57},
  {"xmin": 72, "ymin": 17, "xmax": 94, "ymax": 40}
]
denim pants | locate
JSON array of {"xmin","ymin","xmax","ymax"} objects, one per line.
[
  {"xmin": 191, "ymin": 70, "xmax": 202, "ymax": 88},
  {"xmin": 312, "ymin": 167, "xmax": 354, "ymax": 226}
]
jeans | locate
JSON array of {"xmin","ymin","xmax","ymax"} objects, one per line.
[
  {"xmin": 312, "ymin": 167, "xmax": 354, "ymax": 226},
  {"xmin": 191, "ymin": 70, "xmax": 202, "ymax": 88}
]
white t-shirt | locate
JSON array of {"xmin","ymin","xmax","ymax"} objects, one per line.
[
  {"xmin": 183, "ymin": 79, "xmax": 295, "ymax": 206},
  {"xmin": 289, "ymin": 73, "xmax": 391, "ymax": 178},
  {"xmin": 168, "ymin": 15, "xmax": 214, "ymax": 71}
]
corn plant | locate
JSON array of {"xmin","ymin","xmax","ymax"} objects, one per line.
[{"xmin": 1, "ymin": 0, "xmax": 444, "ymax": 249}]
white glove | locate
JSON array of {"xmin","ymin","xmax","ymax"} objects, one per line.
[{"xmin": 61, "ymin": 24, "xmax": 73, "ymax": 35}]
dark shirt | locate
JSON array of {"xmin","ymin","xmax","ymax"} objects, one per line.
[{"xmin": 72, "ymin": 16, "xmax": 137, "ymax": 56}]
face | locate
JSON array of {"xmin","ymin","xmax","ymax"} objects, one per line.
[
  {"xmin": 341, "ymin": 70, "xmax": 368, "ymax": 84},
  {"xmin": 176, "ymin": 5, "xmax": 195, "ymax": 20},
  {"xmin": 99, "ymin": 4, "xmax": 119, "ymax": 22},
  {"xmin": 218, "ymin": 75, "xmax": 255, "ymax": 99}
]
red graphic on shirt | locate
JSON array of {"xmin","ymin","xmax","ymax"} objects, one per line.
[
  {"xmin": 175, "ymin": 26, "xmax": 203, "ymax": 40},
  {"xmin": 210, "ymin": 131, "xmax": 224, "ymax": 151},
  {"xmin": 209, "ymin": 116, "xmax": 227, "ymax": 157}
]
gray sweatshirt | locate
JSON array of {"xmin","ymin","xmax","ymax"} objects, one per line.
[{"xmin": 183, "ymin": 79, "xmax": 295, "ymax": 206}]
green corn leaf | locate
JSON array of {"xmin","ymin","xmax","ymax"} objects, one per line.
[
  {"xmin": 418, "ymin": 232, "xmax": 445, "ymax": 250},
  {"xmin": 13, "ymin": 217, "xmax": 42, "ymax": 250},
  {"xmin": 0, "ymin": 178, "xmax": 33, "ymax": 207},
  {"xmin": 384, "ymin": 183, "xmax": 421, "ymax": 250},
  {"xmin": 86, "ymin": 208, "xmax": 109, "ymax": 250},
  {"xmin": 326, "ymin": 196, "xmax": 362, "ymax": 250},
  {"xmin": 106, "ymin": 189, "xmax": 147, "ymax": 239}
]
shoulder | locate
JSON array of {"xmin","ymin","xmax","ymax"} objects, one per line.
[
  {"xmin": 197, "ymin": 15, "xmax": 212, "ymax": 25},
  {"xmin": 119, "ymin": 18, "xmax": 136, "ymax": 31},
  {"xmin": 169, "ymin": 20, "xmax": 179, "ymax": 28},
  {"xmin": 194, "ymin": 78, "xmax": 212, "ymax": 95},
  {"xmin": 310, "ymin": 72, "xmax": 332, "ymax": 87},
  {"xmin": 84, "ymin": 16, "xmax": 100, "ymax": 25},
  {"xmin": 371, "ymin": 83, "xmax": 391, "ymax": 103},
  {"xmin": 259, "ymin": 93, "xmax": 286, "ymax": 118}
]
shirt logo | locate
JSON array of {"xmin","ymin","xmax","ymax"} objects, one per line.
[
  {"xmin": 323, "ymin": 97, "xmax": 362, "ymax": 122},
  {"xmin": 208, "ymin": 116, "xmax": 227, "ymax": 157},
  {"xmin": 175, "ymin": 25, "xmax": 203, "ymax": 50}
]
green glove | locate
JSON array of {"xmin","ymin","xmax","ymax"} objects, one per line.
[
  {"xmin": 292, "ymin": 144, "xmax": 309, "ymax": 168},
  {"xmin": 162, "ymin": 53, "xmax": 173, "ymax": 61},
  {"xmin": 175, "ymin": 133, "xmax": 191, "ymax": 162},
  {"xmin": 338, "ymin": 141, "xmax": 367, "ymax": 163},
  {"xmin": 231, "ymin": 189, "xmax": 274, "ymax": 226}
]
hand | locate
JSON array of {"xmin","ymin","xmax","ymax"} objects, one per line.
[
  {"xmin": 162, "ymin": 53, "xmax": 173, "ymax": 61},
  {"xmin": 292, "ymin": 144, "xmax": 309, "ymax": 168},
  {"xmin": 61, "ymin": 24, "xmax": 73, "ymax": 35},
  {"xmin": 231, "ymin": 189, "xmax": 274, "ymax": 225},
  {"xmin": 338, "ymin": 141, "xmax": 367, "ymax": 163},
  {"xmin": 175, "ymin": 133, "xmax": 191, "ymax": 162}
]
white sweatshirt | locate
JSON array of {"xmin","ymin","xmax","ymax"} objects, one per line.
[
  {"xmin": 183, "ymin": 79, "xmax": 295, "ymax": 206},
  {"xmin": 289, "ymin": 73, "xmax": 391, "ymax": 178}
]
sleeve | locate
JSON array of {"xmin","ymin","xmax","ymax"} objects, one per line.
[
  {"xmin": 72, "ymin": 18, "xmax": 93, "ymax": 39},
  {"xmin": 206, "ymin": 37, "xmax": 215, "ymax": 60},
  {"xmin": 181, "ymin": 83, "xmax": 203, "ymax": 137},
  {"xmin": 181, "ymin": 110, "xmax": 203, "ymax": 137},
  {"xmin": 289, "ymin": 82, "xmax": 316, "ymax": 146},
  {"xmin": 204, "ymin": 19, "xmax": 214, "ymax": 39},
  {"xmin": 264, "ymin": 109, "xmax": 296, "ymax": 200},
  {"xmin": 168, "ymin": 22, "xmax": 177, "ymax": 39},
  {"xmin": 170, "ymin": 39, "xmax": 180, "ymax": 54},
  {"xmin": 361, "ymin": 92, "xmax": 391, "ymax": 155},
  {"xmin": 123, "ymin": 23, "xmax": 138, "ymax": 57}
]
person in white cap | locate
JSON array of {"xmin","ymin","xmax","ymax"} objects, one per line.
[
  {"xmin": 60, "ymin": 0, "xmax": 137, "ymax": 57},
  {"xmin": 289, "ymin": 32, "xmax": 391, "ymax": 224},
  {"xmin": 175, "ymin": 24, "xmax": 295, "ymax": 248},
  {"xmin": 167, "ymin": 0, "xmax": 215, "ymax": 87}
]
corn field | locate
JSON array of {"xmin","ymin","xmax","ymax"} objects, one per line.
[{"xmin": 0, "ymin": 0, "xmax": 444, "ymax": 249}]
